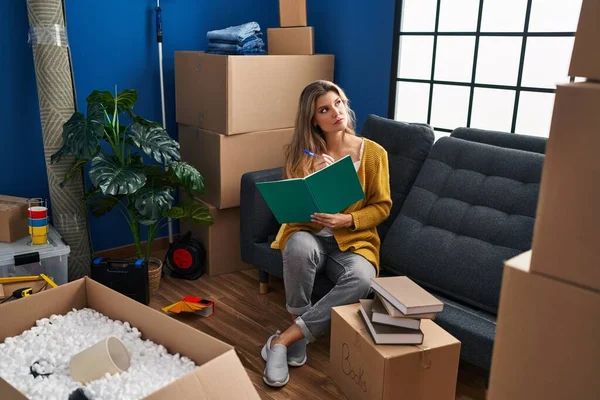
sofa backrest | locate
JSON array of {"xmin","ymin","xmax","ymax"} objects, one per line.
[
  {"xmin": 361, "ymin": 115, "xmax": 434, "ymax": 241},
  {"xmin": 380, "ymin": 135, "xmax": 545, "ymax": 314},
  {"xmin": 451, "ymin": 127, "xmax": 547, "ymax": 154}
]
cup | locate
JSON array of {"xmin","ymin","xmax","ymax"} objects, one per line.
[
  {"xmin": 28, "ymin": 218, "xmax": 48, "ymax": 234},
  {"xmin": 28, "ymin": 206, "xmax": 47, "ymax": 219},
  {"xmin": 70, "ymin": 336, "xmax": 131, "ymax": 383}
]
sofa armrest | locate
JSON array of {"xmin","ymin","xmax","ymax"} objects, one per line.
[{"xmin": 240, "ymin": 167, "xmax": 283, "ymax": 265}]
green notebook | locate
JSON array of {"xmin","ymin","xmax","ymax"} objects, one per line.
[{"xmin": 256, "ymin": 155, "xmax": 365, "ymax": 224}]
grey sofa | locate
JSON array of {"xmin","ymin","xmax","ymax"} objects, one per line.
[{"xmin": 240, "ymin": 114, "xmax": 546, "ymax": 372}]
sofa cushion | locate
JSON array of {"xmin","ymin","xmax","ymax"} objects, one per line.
[
  {"xmin": 361, "ymin": 115, "xmax": 434, "ymax": 240},
  {"xmin": 381, "ymin": 137, "xmax": 544, "ymax": 314},
  {"xmin": 432, "ymin": 292, "xmax": 496, "ymax": 371}
]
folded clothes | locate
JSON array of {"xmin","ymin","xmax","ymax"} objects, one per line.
[
  {"xmin": 206, "ymin": 35, "xmax": 264, "ymax": 52},
  {"xmin": 205, "ymin": 46, "xmax": 266, "ymax": 55},
  {"xmin": 209, "ymin": 32, "xmax": 263, "ymax": 45},
  {"xmin": 206, "ymin": 22, "xmax": 261, "ymax": 44}
]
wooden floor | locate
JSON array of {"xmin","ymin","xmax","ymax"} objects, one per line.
[{"xmin": 148, "ymin": 267, "xmax": 488, "ymax": 399}]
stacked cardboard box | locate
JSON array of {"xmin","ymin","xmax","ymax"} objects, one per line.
[
  {"xmin": 268, "ymin": 0, "xmax": 314, "ymax": 55},
  {"xmin": 488, "ymin": 2, "xmax": 600, "ymax": 398},
  {"xmin": 174, "ymin": 47, "xmax": 334, "ymax": 276}
]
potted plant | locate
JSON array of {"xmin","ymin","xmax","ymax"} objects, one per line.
[{"xmin": 51, "ymin": 87, "xmax": 213, "ymax": 292}]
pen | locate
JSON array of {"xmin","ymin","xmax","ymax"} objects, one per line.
[{"xmin": 303, "ymin": 149, "xmax": 316, "ymax": 157}]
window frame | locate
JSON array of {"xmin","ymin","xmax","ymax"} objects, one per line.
[{"xmin": 387, "ymin": 0, "xmax": 577, "ymax": 135}]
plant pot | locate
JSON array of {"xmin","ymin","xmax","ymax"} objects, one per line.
[{"xmin": 147, "ymin": 256, "xmax": 163, "ymax": 297}]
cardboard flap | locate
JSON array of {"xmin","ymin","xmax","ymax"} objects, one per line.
[
  {"xmin": 0, "ymin": 195, "xmax": 29, "ymax": 211},
  {"xmin": 504, "ymin": 250, "xmax": 531, "ymax": 272},
  {"xmin": 146, "ymin": 350, "xmax": 260, "ymax": 399},
  {"xmin": 84, "ymin": 278, "xmax": 232, "ymax": 365},
  {"xmin": 0, "ymin": 279, "xmax": 86, "ymax": 341},
  {"xmin": 0, "ymin": 378, "xmax": 26, "ymax": 400}
]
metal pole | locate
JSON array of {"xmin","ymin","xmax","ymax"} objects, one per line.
[{"xmin": 155, "ymin": 0, "xmax": 174, "ymax": 244}]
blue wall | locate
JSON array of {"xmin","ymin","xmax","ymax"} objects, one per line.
[
  {"xmin": 0, "ymin": 0, "xmax": 395, "ymax": 252},
  {"xmin": 308, "ymin": 0, "xmax": 396, "ymax": 132}
]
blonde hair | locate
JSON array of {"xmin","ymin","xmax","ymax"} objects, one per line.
[{"xmin": 283, "ymin": 80, "xmax": 356, "ymax": 179}]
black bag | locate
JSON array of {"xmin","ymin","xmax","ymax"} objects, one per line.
[{"xmin": 91, "ymin": 257, "xmax": 149, "ymax": 305}]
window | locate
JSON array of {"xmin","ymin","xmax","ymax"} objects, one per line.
[{"xmin": 389, "ymin": 0, "xmax": 583, "ymax": 140}]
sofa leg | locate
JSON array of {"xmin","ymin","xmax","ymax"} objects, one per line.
[{"xmin": 259, "ymin": 269, "xmax": 269, "ymax": 294}]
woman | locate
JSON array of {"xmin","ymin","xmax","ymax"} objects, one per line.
[{"xmin": 262, "ymin": 80, "xmax": 392, "ymax": 387}]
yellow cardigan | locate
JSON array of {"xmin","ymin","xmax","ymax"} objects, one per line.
[{"xmin": 270, "ymin": 138, "xmax": 392, "ymax": 274}]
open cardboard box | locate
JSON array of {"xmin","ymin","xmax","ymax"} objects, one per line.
[{"xmin": 0, "ymin": 277, "xmax": 260, "ymax": 399}]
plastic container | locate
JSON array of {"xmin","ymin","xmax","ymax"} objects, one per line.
[{"xmin": 0, "ymin": 225, "xmax": 70, "ymax": 284}]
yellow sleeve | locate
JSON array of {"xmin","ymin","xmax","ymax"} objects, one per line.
[{"xmin": 349, "ymin": 149, "xmax": 392, "ymax": 231}]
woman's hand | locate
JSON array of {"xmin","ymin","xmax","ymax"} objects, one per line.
[
  {"xmin": 311, "ymin": 213, "xmax": 354, "ymax": 229},
  {"xmin": 313, "ymin": 154, "xmax": 335, "ymax": 171}
]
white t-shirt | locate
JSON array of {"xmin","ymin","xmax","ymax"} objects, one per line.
[{"xmin": 315, "ymin": 138, "xmax": 365, "ymax": 237}]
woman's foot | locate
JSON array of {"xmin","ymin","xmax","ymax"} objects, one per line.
[
  {"xmin": 262, "ymin": 331, "xmax": 289, "ymax": 387},
  {"xmin": 261, "ymin": 335, "xmax": 308, "ymax": 367}
]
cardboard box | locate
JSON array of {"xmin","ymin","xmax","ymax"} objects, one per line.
[
  {"xmin": 329, "ymin": 303, "xmax": 460, "ymax": 400},
  {"xmin": 569, "ymin": 0, "xmax": 600, "ymax": 80},
  {"xmin": 530, "ymin": 83, "xmax": 600, "ymax": 292},
  {"xmin": 279, "ymin": 0, "xmax": 307, "ymax": 27},
  {"xmin": 178, "ymin": 125, "xmax": 294, "ymax": 209},
  {"xmin": 0, "ymin": 195, "xmax": 29, "ymax": 243},
  {"xmin": 180, "ymin": 197, "xmax": 251, "ymax": 277},
  {"xmin": 174, "ymin": 51, "xmax": 334, "ymax": 134},
  {"xmin": 268, "ymin": 27, "xmax": 314, "ymax": 55},
  {"xmin": 488, "ymin": 250, "xmax": 600, "ymax": 400},
  {"xmin": 0, "ymin": 277, "xmax": 260, "ymax": 399},
  {"xmin": 0, "ymin": 279, "xmax": 49, "ymax": 299}
]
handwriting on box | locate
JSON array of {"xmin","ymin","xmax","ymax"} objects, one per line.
[{"xmin": 341, "ymin": 342, "xmax": 368, "ymax": 393}]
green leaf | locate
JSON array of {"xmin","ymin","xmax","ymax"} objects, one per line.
[
  {"xmin": 50, "ymin": 144, "xmax": 69, "ymax": 164},
  {"xmin": 173, "ymin": 162, "xmax": 205, "ymax": 195},
  {"xmin": 90, "ymin": 153, "xmax": 146, "ymax": 195},
  {"xmin": 60, "ymin": 159, "xmax": 88, "ymax": 187},
  {"xmin": 131, "ymin": 114, "xmax": 162, "ymax": 128},
  {"xmin": 128, "ymin": 206, "xmax": 157, "ymax": 226},
  {"xmin": 53, "ymin": 102, "xmax": 104, "ymax": 161},
  {"xmin": 88, "ymin": 195, "xmax": 122, "ymax": 218},
  {"xmin": 87, "ymin": 89, "xmax": 138, "ymax": 114},
  {"xmin": 165, "ymin": 200, "xmax": 213, "ymax": 225},
  {"xmin": 133, "ymin": 186, "xmax": 174, "ymax": 220},
  {"xmin": 129, "ymin": 122, "xmax": 180, "ymax": 165}
]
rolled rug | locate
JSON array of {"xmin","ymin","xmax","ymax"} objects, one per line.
[{"xmin": 26, "ymin": 0, "xmax": 92, "ymax": 279}]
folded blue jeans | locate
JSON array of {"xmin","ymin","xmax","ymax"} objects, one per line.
[
  {"xmin": 206, "ymin": 22, "xmax": 261, "ymax": 43},
  {"xmin": 207, "ymin": 36, "xmax": 264, "ymax": 52}
]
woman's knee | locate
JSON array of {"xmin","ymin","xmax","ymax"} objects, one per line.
[
  {"xmin": 283, "ymin": 231, "xmax": 321, "ymax": 265},
  {"xmin": 349, "ymin": 263, "xmax": 376, "ymax": 297}
]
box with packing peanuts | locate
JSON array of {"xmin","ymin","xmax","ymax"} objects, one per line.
[
  {"xmin": 488, "ymin": 250, "xmax": 600, "ymax": 400},
  {"xmin": 530, "ymin": 82, "xmax": 600, "ymax": 292},
  {"xmin": 0, "ymin": 277, "xmax": 260, "ymax": 399},
  {"xmin": 174, "ymin": 51, "xmax": 333, "ymax": 135},
  {"xmin": 179, "ymin": 196, "xmax": 251, "ymax": 277},
  {"xmin": 329, "ymin": 303, "xmax": 460, "ymax": 400},
  {"xmin": 569, "ymin": 0, "xmax": 600, "ymax": 80},
  {"xmin": 0, "ymin": 195, "xmax": 29, "ymax": 243},
  {"xmin": 178, "ymin": 124, "xmax": 294, "ymax": 209},
  {"xmin": 279, "ymin": 0, "xmax": 307, "ymax": 27},
  {"xmin": 267, "ymin": 27, "xmax": 314, "ymax": 55}
]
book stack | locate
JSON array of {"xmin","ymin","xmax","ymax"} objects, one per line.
[{"xmin": 358, "ymin": 276, "xmax": 444, "ymax": 345}]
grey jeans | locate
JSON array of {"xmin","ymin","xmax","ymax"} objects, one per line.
[{"xmin": 283, "ymin": 231, "xmax": 376, "ymax": 342}]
